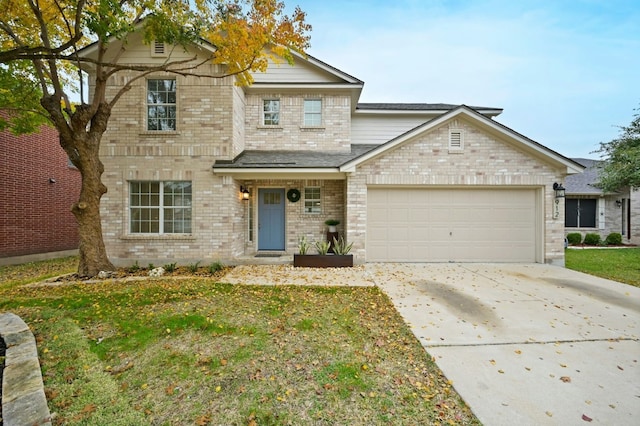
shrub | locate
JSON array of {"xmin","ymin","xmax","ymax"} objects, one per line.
[
  {"xmin": 188, "ymin": 261, "xmax": 201, "ymax": 273},
  {"xmin": 566, "ymin": 233, "xmax": 582, "ymax": 245},
  {"xmin": 208, "ymin": 261, "xmax": 224, "ymax": 274},
  {"xmin": 127, "ymin": 261, "xmax": 140, "ymax": 273},
  {"xmin": 583, "ymin": 233, "xmax": 602, "ymax": 246},
  {"xmin": 605, "ymin": 232, "xmax": 623, "ymax": 245},
  {"xmin": 163, "ymin": 262, "xmax": 177, "ymax": 273},
  {"xmin": 147, "ymin": 263, "xmax": 155, "ymax": 270}
]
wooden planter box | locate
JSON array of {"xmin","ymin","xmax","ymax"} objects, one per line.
[{"xmin": 293, "ymin": 254, "xmax": 353, "ymax": 268}]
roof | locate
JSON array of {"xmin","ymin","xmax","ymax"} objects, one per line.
[
  {"xmin": 356, "ymin": 103, "xmax": 501, "ymax": 112},
  {"xmin": 565, "ymin": 158, "xmax": 605, "ymax": 195},
  {"xmin": 213, "ymin": 145, "xmax": 378, "ymax": 173}
]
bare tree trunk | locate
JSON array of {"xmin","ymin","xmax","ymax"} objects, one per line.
[{"xmin": 67, "ymin": 131, "xmax": 115, "ymax": 277}]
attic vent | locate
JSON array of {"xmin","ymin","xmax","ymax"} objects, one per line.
[
  {"xmin": 152, "ymin": 40, "xmax": 167, "ymax": 57},
  {"xmin": 449, "ymin": 130, "xmax": 463, "ymax": 151}
]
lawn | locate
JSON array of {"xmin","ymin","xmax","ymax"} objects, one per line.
[
  {"xmin": 565, "ymin": 248, "xmax": 640, "ymax": 287},
  {"xmin": 0, "ymin": 257, "xmax": 478, "ymax": 425}
]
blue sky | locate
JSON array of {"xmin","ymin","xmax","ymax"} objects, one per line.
[{"xmin": 286, "ymin": 0, "xmax": 640, "ymax": 159}]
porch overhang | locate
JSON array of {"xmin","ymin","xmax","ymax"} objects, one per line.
[{"xmin": 212, "ymin": 167, "xmax": 346, "ymax": 180}]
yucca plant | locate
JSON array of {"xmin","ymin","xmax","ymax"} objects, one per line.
[
  {"xmin": 298, "ymin": 235, "xmax": 311, "ymax": 255},
  {"xmin": 332, "ymin": 236, "xmax": 353, "ymax": 255},
  {"xmin": 315, "ymin": 240, "xmax": 331, "ymax": 255}
]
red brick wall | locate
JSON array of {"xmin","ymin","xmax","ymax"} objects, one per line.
[{"xmin": 0, "ymin": 119, "xmax": 81, "ymax": 257}]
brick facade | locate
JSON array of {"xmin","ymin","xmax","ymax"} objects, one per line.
[
  {"xmin": 347, "ymin": 117, "xmax": 567, "ymax": 265},
  {"xmin": 91, "ymin": 35, "xmax": 580, "ymax": 267},
  {"xmin": 0, "ymin": 120, "xmax": 80, "ymax": 258}
]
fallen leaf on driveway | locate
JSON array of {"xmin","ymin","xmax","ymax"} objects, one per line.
[
  {"xmin": 560, "ymin": 376, "xmax": 571, "ymax": 383},
  {"xmin": 582, "ymin": 414, "xmax": 593, "ymax": 422}
]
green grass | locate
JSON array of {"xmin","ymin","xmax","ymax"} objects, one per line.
[
  {"xmin": 0, "ymin": 258, "xmax": 478, "ymax": 425},
  {"xmin": 565, "ymin": 248, "xmax": 640, "ymax": 287}
]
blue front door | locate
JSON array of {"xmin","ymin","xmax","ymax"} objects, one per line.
[{"xmin": 258, "ymin": 188, "xmax": 285, "ymax": 250}]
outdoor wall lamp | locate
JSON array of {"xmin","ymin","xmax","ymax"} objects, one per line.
[
  {"xmin": 553, "ymin": 182, "xmax": 565, "ymax": 199},
  {"xmin": 552, "ymin": 182, "xmax": 565, "ymax": 220},
  {"xmin": 240, "ymin": 186, "xmax": 250, "ymax": 201},
  {"xmin": 615, "ymin": 199, "xmax": 622, "ymax": 208}
]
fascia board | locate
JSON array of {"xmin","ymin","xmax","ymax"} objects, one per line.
[{"xmin": 212, "ymin": 167, "xmax": 345, "ymax": 180}]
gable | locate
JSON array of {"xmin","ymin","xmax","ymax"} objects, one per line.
[
  {"xmin": 251, "ymin": 50, "xmax": 362, "ymax": 84},
  {"xmin": 342, "ymin": 106, "xmax": 584, "ymax": 176}
]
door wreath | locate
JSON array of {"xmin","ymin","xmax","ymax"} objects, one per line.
[{"xmin": 287, "ymin": 188, "xmax": 301, "ymax": 202}]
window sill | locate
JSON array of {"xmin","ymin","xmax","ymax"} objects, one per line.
[
  {"xmin": 257, "ymin": 125, "xmax": 283, "ymax": 130},
  {"xmin": 300, "ymin": 126, "xmax": 325, "ymax": 131},
  {"xmin": 139, "ymin": 131, "xmax": 180, "ymax": 136},
  {"xmin": 121, "ymin": 234, "xmax": 196, "ymax": 241}
]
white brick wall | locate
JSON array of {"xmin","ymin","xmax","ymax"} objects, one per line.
[{"xmin": 346, "ymin": 118, "xmax": 568, "ymax": 265}]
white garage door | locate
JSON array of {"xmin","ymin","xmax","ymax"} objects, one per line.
[{"xmin": 367, "ymin": 188, "xmax": 538, "ymax": 262}]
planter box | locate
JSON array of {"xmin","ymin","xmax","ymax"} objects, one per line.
[{"xmin": 293, "ymin": 254, "xmax": 353, "ymax": 268}]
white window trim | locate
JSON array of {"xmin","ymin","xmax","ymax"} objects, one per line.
[
  {"xmin": 302, "ymin": 99, "xmax": 323, "ymax": 128},
  {"xmin": 304, "ymin": 187, "xmax": 321, "ymax": 214},
  {"xmin": 129, "ymin": 181, "xmax": 192, "ymax": 235},
  {"xmin": 262, "ymin": 99, "xmax": 281, "ymax": 126},
  {"xmin": 146, "ymin": 78, "xmax": 177, "ymax": 132}
]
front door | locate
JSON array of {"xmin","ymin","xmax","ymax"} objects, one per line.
[{"xmin": 258, "ymin": 188, "xmax": 285, "ymax": 250}]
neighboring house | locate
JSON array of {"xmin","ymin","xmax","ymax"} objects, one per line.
[
  {"xmin": 564, "ymin": 158, "xmax": 639, "ymax": 244},
  {"xmin": 79, "ymin": 32, "xmax": 584, "ymax": 267},
  {"xmin": 0, "ymin": 116, "xmax": 80, "ymax": 262}
]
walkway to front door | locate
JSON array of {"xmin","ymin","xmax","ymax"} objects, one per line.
[{"xmin": 258, "ymin": 188, "xmax": 285, "ymax": 251}]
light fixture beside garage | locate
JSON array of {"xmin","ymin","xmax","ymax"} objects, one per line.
[
  {"xmin": 552, "ymin": 182, "xmax": 565, "ymax": 219},
  {"xmin": 553, "ymin": 182, "xmax": 565, "ymax": 199}
]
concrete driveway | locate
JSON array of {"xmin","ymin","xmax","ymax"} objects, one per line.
[{"xmin": 372, "ymin": 263, "xmax": 640, "ymax": 426}]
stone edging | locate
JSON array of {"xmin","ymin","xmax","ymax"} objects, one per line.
[{"xmin": 0, "ymin": 312, "xmax": 52, "ymax": 426}]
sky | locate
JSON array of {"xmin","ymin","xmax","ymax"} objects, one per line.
[{"xmin": 284, "ymin": 0, "xmax": 640, "ymax": 159}]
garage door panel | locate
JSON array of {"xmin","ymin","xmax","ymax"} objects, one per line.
[{"xmin": 367, "ymin": 188, "xmax": 538, "ymax": 262}]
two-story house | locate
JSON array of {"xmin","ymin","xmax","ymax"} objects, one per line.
[{"xmin": 80, "ymin": 32, "xmax": 584, "ymax": 267}]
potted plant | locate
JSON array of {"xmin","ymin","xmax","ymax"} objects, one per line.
[
  {"xmin": 293, "ymin": 235, "xmax": 353, "ymax": 268},
  {"xmin": 324, "ymin": 219, "xmax": 340, "ymax": 233}
]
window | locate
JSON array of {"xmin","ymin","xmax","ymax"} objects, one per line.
[
  {"xmin": 565, "ymin": 198, "xmax": 597, "ymax": 228},
  {"xmin": 303, "ymin": 99, "xmax": 322, "ymax": 126},
  {"xmin": 147, "ymin": 79, "xmax": 176, "ymax": 131},
  {"xmin": 304, "ymin": 187, "xmax": 321, "ymax": 214},
  {"xmin": 263, "ymin": 99, "xmax": 280, "ymax": 125},
  {"xmin": 449, "ymin": 130, "xmax": 463, "ymax": 150},
  {"xmin": 130, "ymin": 181, "xmax": 192, "ymax": 234}
]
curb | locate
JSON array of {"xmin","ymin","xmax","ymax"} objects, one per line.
[{"xmin": 0, "ymin": 312, "xmax": 52, "ymax": 426}]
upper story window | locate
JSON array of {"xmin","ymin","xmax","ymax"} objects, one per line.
[
  {"xmin": 147, "ymin": 79, "xmax": 176, "ymax": 131},
  {"xmin": 304, "ymin": 187, "xmax": 321, "ymax": 214},
  {"xmin": 263, "ymin": 99, "xmax": 280, "ymax": 126},
  {"xmin": 565, "ymin": 198, "xmax": 597, "ymax": 228},
  {"xmin": 130, "ymin": 181, "xmax": 192, "ymax": 234},
  {"xmin": 303, "ymin": 99, "xmax": 322, "ymax": 126}
]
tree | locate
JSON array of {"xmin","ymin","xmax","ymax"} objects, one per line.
[
  {"xmin": 595, "ymin": 106, "xmax": 640, "ymax": 193},
  {"xmin": 0, "ymin": 0, "xmax": 310, "ymax": 277}
]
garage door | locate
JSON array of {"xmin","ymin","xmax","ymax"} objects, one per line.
[{"xmin": 367, "ymin": 188, "xmax": 538, "ymax": 262}]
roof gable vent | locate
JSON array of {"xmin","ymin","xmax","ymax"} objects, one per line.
[
  {"xmin": 449, "ymin": 130, "xmax": 463, "ymax": 151},
  {"xmin": 151, "ymin": 40, "xmax": 167, "ymax": 57}
]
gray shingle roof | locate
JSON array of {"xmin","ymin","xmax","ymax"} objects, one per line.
[
  {"xmin": 356, "ymin": 103, "xmax": 502, "ymax": 112},
  {"xmin": 566, "ymin": 158, "xmax": 603, "ymax": 194},
  {"xmin": 214, "ymin": 145, "xmax": 379, "ymax": 169}
]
